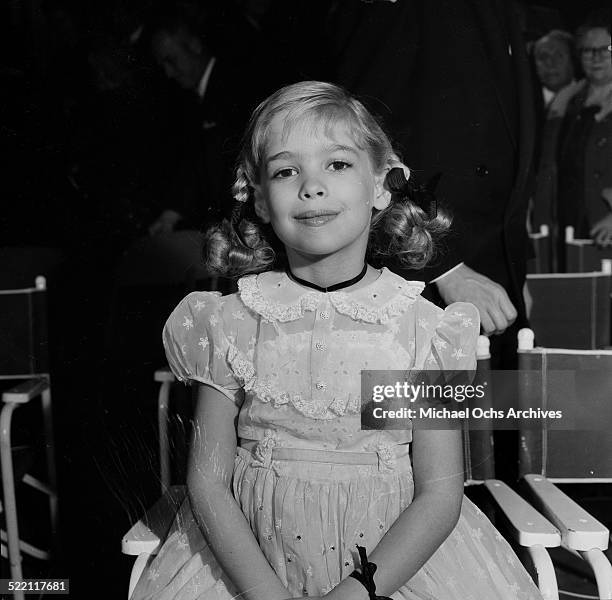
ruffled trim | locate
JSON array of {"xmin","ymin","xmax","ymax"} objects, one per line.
[
  {"xmin": 227, "ymin": 343, "xmax": 361, "ymax": 419},
  {"xmin": 238, "ymin": 276, "xmax": 321, "ymax": 322},
  {"xmin": 238, "ymin": 269, "xmax": 425, "ymax": 324},
  {"xmin": 227, "ymin": 344, "xmax": 292, "ymax": 405},
  {"xmin": 329, "ymin": 286, "xmax": 423, "ymax": 324}
]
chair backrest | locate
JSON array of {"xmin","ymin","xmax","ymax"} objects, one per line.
[
  {"xmin": 565, "ymin": 226, "xmax": 612, "ymax": 273},
  {"xmin": 463, "ymin": 335, "xmax": 495, "ymax": 484},
  {"xmin": 517, "ymin": 329, "xmax": 612, "ymax": 482},
  {"xmin": 526, "ymin": 265, "xmax": 611, "ymax": 349},
  {"xmin": 0, "ymin": 277, "xmax": 49, "ymax": 378},
  {"xmin": 527, "ymin": 225, "xmax": 552, "ymax": 274}
]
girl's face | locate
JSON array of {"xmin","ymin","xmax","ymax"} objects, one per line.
[
  {"xmin": 253, "ymin": 112, "xmax": 390, "ymax": 264},
  {"xmin": 579, "ymin": 28, "xmax": 612, "ymax": 86}
]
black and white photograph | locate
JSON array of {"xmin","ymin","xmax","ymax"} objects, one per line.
[{"xmin": 1, "ymin": 1, "xmax": 611, "ymax": 598}]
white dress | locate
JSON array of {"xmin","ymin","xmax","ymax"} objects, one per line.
[{"xmin": 131, "ymin": 268, "xmax": 543, "ymax": 600}]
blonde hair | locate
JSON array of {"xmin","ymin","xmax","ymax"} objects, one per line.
[{"xmin": 204, "ymin": 81, "xmax": 450, "ymax": 276}]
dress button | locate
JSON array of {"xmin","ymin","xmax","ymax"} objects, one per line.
[
  {"xmin": 316, "ymin": 381, "xmax": 327, "ymax": 390},
  {"xmin": 475, "ymin": 164, "xmax": 489, "ymax": 177},
  {"xmin": 315, "ymin": 341, "xmax": 326, "ymax": 351},
  {"xmin": 593, "ymin": 170, "xmax": 602, "ymax": 180},
  {"xmin": 597, "ymin": 137, "xmax": 608, "ymax": 147},
  {"xmin": 319, "ymin": 311, "xmax": 330, "ymax": 320}
]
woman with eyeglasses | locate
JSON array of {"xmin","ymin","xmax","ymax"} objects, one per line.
[{"xmin": 555, "ymin": 11, "xmax": 612, "ymax": 252}]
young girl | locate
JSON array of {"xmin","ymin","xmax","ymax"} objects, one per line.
[{"xmin": 132, "ymin": 81, "xmax": 542, "ymax": 600}]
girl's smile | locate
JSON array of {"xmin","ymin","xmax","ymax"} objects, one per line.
[{"xmin": 293, "ymin": 209, "xmax": 341, "ymax": 226}]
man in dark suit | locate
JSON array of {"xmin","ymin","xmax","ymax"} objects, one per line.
[
  {"xmin": 147, "ymin": 7, "xmax": 268, "ymax": 233},
  {"xmin": 329, "ymin": 0, "xmax": 536, "ymax": 368}
]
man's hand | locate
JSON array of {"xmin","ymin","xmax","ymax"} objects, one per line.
[
  {"xmin": 590, "ymin": 211, "xmax": 612, "ymax": 248},
  {"xmin": 435, "ymin": 264, "xmax": 517, "ymax": 335},
  {"xmin": 148, "ymin": 209, "xmax": 183, "ymax": 236}
]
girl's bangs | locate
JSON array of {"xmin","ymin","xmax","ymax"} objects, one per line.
[
  {"xmin": 251, "ymin": 102, "xmax": 370, "ymax": 172},
  {"xmin": 280, "ymin": 103, "xmax": 369, "ymax": 149}
]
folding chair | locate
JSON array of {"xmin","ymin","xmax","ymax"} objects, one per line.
[
  {"xmin": 527, "ymin": 225, "xmax": 552, "ymax": 274},
  {"xmin": 122, "ymin": 364, "xmax": 186, "ymax": 598},
  {"xmin": 467, "ymin": 336, "xmax": 561, "ymax": 600},
  {"xmin": 566, "ymin": 227, "xmax": 612, "ymax": 274},
  {"xmin": 122, "ymin": 336, "xmax": 562, "ymax": 599},
  {"xmin": 526, "ymin": 262, "xmax": 612, "ymax": 349},
  {"xmin": 0, "ymin": 276, "xmax": 59, "ymax": 599},
  {"xmin": 517, "ymin": 328, "xmax": 612, "ymax": 599}
]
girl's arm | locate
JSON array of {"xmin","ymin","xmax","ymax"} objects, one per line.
[
  {"xmin": 187, "ymin": 384, "xmax": 290, "ymax": 600},
  {"xmin": 325, "ymin": 429, "xmax": 464, "ymax": 600}
]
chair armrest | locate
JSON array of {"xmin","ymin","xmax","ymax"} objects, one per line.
[
  {"xmin": 154, "ymin": 367, "xmax": 175, "ymax": 383},
  {"xmin": 122, "ymin": 485, "xmax": 186, "ymax": 556},
  {"xmin": 523, "ymin": 474, "xmax": 610, "ymax": 551},
  {"xmin": 484, "ymin": 479, "xmax": 561, "ymax": 547},
  {"xmin": 2, "ymin": 378, "xmax": 49, "ymax": 404}
]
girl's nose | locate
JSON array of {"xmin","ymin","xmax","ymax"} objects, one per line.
[{"xmin": 299, "ymin": 176, "xmax": 327, "ymax": 200}]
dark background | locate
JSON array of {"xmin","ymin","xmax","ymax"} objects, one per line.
[{"xmin": 1, "ymin": 0, "xmax": 609, "ymax": 597}]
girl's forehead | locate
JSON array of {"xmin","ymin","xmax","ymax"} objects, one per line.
[{"xmin": 264, "ymin": 110, "xmax": 364, "ymax": 153}]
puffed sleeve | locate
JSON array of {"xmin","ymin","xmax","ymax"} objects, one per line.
[
  {"xmin": 426, "ymin": 302, "xmax": 480, "ymax": 371},
  {"xmin": 162, "ymin": 292, "xmax": 244, "ymax": 406}
]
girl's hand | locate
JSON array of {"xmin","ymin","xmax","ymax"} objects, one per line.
[{"xmin": 590, "ymin": 212, "xmax": 612, "ymax": 247}]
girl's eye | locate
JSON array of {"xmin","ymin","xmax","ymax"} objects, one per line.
[
  {"xmin": 272, "ymin": 167, "xmax": 298, "ymax": 179},
  {"xmin": 329, "ymin": 160, "xmax": 351, "ymax": 172}
]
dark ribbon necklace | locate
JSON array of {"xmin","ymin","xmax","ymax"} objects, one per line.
[{"xmin": 285, "ymin": 263, "xmax": 368, "ymax": 293}]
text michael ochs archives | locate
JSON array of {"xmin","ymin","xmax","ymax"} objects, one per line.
[{"xmin": 360, "ymin": 370, "xmax": 593, "ymax": 431}]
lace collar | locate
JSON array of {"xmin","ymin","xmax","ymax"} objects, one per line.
[{"xmin": 237, "ymin": 268, "xmax": 425, "ymax": 324}]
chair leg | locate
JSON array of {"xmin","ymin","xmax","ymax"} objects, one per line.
[
  {"xmin": 41, "ymin": 387, "xmax": 59, "ymax": 551},
  {"xmin": 527, "ymin": 544, "xmax": 559, "ymax": 600},
  {"xmin": 0, "ymin": 401, "xmax": 24, "ymax": 590},
  {"xmin": 580, "ymin": 549, "xmax": 612, "ymax": 600},
  {"xmin": 128, "ymin": 553, "xmax": 151, "ymax": 599},
  {"xmin": 158, "ymin": 382, "xmax": 172, "ymax": 494}
]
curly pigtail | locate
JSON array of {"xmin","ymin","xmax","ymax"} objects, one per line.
[
  {"xmin": 369, "ymin": 168, "xmax": 451, "ymax": 270},
  {"xmin": 203, "ymin": 167, "xmax": 280, "ymax": 277}
]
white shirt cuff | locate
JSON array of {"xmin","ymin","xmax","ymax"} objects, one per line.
[{"xmin": 430, "ymin": 262, "xmax": 464, "ymax": 284}]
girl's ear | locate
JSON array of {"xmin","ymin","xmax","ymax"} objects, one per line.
[
  {"xmin": 253, "ymin": 186, "xmax": 271, "ymax": 223},
  {"xmin": 372, "ymin": 172, "xmax": 392, "ymax": 211}
]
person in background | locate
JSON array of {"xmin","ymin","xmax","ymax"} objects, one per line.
[
  {"xmin": 534, "ymin": 10, "xmax": 612, "ymax": 257},
  {"xmin": 147, "ymin": 5, "xmax": 270, "ymax": 235},
  {"xmin": 530, "ymin": 30, "xmax": 577, "ymax": 264},
  {"xmin": 557, "ymin": 13, "xmax": 612, "ymax": 247},
  {"xmin": 533, "ymin": 30, "xmax": 576, "ymax": 110}
]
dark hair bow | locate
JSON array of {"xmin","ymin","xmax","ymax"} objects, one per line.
[
  {"xmin": 385, "ymin": 167, "xmax": 441, "ymax": 220},
  {"xmin": 349, "ymin": 545, "xmax": 393, "ymax": 600}
]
